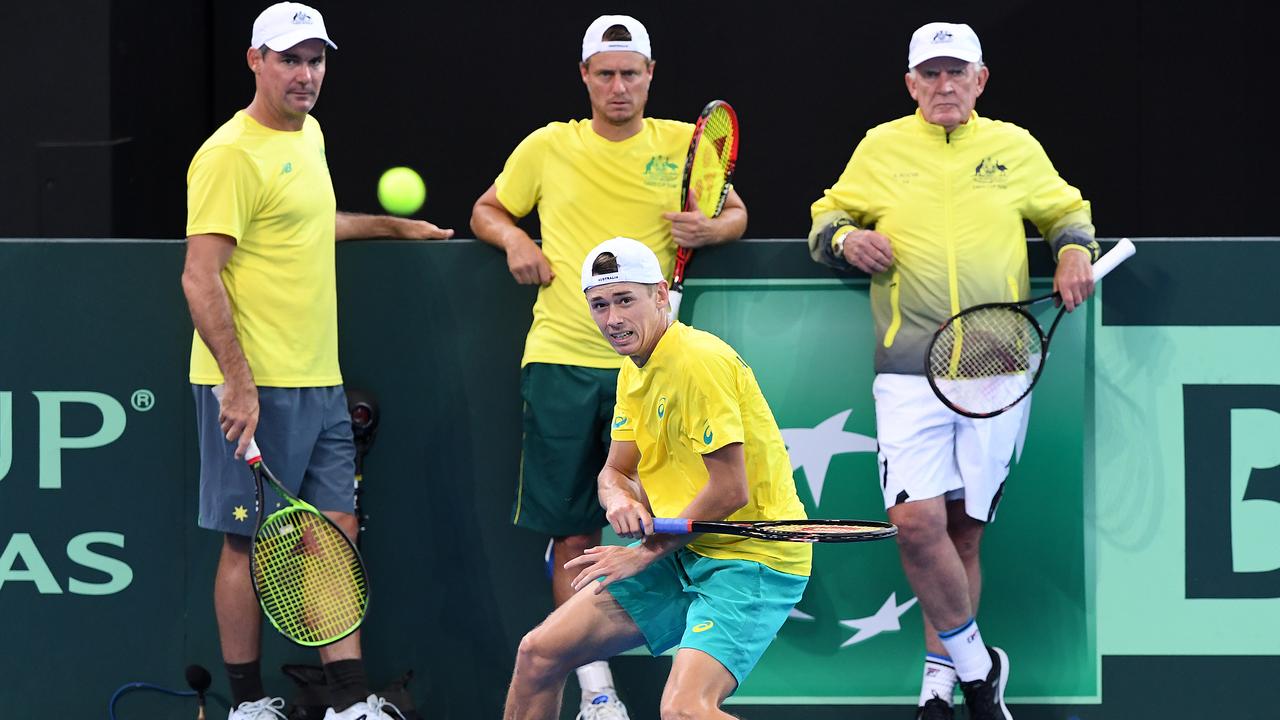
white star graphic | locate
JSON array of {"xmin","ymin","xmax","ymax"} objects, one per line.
[
  {"xmin": 781, "ymin": 409, "xmax": 878, "ymax": 506},
  {"xmin": 839, "ymin": 592, "xmax": 918, "ymax": 647}
]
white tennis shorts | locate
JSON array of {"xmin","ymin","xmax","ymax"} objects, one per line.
[{"xmin": 873, "ymin": 373, "xmax": 1030, "ymax": 522}]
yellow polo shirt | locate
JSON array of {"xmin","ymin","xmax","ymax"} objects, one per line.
[
  {"xmin": 495, "ymin": 118, "xmax": 692, "ymax": 369},
  {"xmin": 612, "ymin": 322, "xmax": 811, "ymax": 576},
  {"xmin": 186, "ymin": 111, "xmax": 340, "ymax": 386}
]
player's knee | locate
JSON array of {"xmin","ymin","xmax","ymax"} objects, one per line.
[
  {"xmin": 660, "ymin": 691, "xmax": 716, "ymax": 720},
  {"xmin": 949, "ymin": 527, "xmax": 983, "ymax": 559},
  {"xmin": 659, "ymin": 703, "xmax": 712, "ymax": 720},
  {"xmin": 892, "ymin": 510, "xmax": 949, "ymax": 549},
  {"xmin": 946, "ymin": 514, "xmax": 985, "ymax": 557},
  {"xmin": 514, "ymin": 627, "xmax": 567, "ymax": 682},
  {"xmin": 326, "ymin": 512, "xmax": 359, "ymax": 540}
]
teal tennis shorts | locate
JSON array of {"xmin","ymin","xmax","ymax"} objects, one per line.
[{"xmin": 607, "ymin": 547, "xmax": 809, "ymax": 687}]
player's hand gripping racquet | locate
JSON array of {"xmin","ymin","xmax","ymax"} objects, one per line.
[
  {"xmin": 669, "ymin": 100, "xmax": 739, "ymax": 321},
  {"xmin": 211, "ymin": 387, "xmax": 370, "ymax": 647},
  {"xmin": 651, "ymin": 518, "xmax": 897, "ymax": 543},
  {"xmin": 926, "ymin": 237, "xmax": 1136, "ymax": 418}
]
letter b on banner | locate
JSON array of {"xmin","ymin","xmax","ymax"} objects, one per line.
[{"xmin": 1184, "ymin": 385, "xmax": 1280, "ymax": 598}]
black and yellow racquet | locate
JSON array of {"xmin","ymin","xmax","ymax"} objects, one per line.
[
  {"xmin": 238, "ymin": 436, "xmax": 369, "ymax": 646},
  {"xmin": 669, "ymin": 99, "xmax": 739, "ymax": 321},
  {"xmin": 652, "ymin": 517, "xmax": 897, "ymax": 543}
]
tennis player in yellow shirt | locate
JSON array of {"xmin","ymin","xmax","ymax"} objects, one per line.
[{"xmin": 501, "ymin": 237, "xmax": 809, "ymax": 720}]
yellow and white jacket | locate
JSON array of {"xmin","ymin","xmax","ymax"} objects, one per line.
[{"xmin": 809, "ymin": 110, "xmax": 1097, "ymax": 374}]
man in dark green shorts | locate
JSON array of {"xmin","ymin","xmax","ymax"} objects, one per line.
[{"xmin": 469, "ymin": 14, "xmax": 746, "ymax": 717}]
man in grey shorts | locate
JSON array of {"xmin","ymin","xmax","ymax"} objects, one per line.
[{"xmin": 181, "ymin": 3, "xmax": 452, "ymax": 719}]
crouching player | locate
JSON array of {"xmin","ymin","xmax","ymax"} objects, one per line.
[{"xmin": 503, "ymin": 237, "xmax": 812, "ymax": 720}]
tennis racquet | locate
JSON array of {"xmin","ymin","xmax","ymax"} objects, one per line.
[
  {"xmin": 651, "ymin": 517, "xmax": 897, "ymax": 543},
  {"xmin": 241, "ymin": 436, "xmax": 369, "ymax": 646},
  {"xmin": 211, "ymin": 386, "xmax": 370, "ymax": 646},
  {"xmin": 927, "ymin": 237, "xmax": 1136, "ymax": 419},
  {"xmin": 669, "ymin": 99, "xmax": 739, "ymax": 321}
]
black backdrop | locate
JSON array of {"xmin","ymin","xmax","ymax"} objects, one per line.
[{"xmin": 0, "ymin": 0, "xmax": 1274, "ymax": 240}]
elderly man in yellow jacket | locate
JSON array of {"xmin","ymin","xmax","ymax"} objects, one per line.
[{"xmin": 808, "ymin": 21, "xmax": 1098, "ymax": 720}]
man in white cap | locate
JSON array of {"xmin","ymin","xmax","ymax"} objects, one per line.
[
  {"xmin": 502, "ymin": 237, "xmax": 809, "ymax": 720},
  {"xmin": 182, "ymin": 3, "xmax": 452, "ymax": 719},
  {"xmin": 807, "ymin": 21, "xmax": 1099, "ymax": 720},
  {"xmin": 470, "ymin": 15, "xmax": 747, "ymax": 719}
]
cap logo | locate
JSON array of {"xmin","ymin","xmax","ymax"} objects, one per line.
[
  {"xmin": 931, "ymin": 30, "xmax": 953, "ymax": 44},
  {"xmin": 292, "ymin": 11, "xmax": 314, "ymax": 25}
]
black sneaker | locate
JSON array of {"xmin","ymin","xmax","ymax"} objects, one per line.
[
  {"xmin": 916, "ymin": 696, "xmax": 955, "ymax": 719},
  {"xmin": 959, "ymin": 646, "xmax": 1011, "ymax": 720}
]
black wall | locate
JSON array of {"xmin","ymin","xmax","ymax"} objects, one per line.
[{"xmin": 1, "ymin": 0, "xmax": 1274, "ymax": 240}]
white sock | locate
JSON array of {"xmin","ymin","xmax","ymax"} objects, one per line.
[
  {"xmin": 937, "ymin": 618, "xmax": 992, "ymax": 682},
  {"xmin": 918, "ymin": 654, "xmax": 957, "ymax": 707},
  {"xmin": 575, "ymin": 661, "xmax": 616, "ymax": 702}
]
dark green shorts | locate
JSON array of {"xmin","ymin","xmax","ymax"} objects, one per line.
[{"xmin": 513, "ymin": 363, "xmax": 619, "ymax": 536}]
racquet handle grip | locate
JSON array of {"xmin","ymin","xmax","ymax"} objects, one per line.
[
  {"xmin": 668, "ymin": 290, "xmax": 684, "ymax": 322},
  {"xmin": 210, "ymin": 385, "xmax": 263, "ymax": 464},
  {"xmin": 652, "ymin": 518, "xmax": 693, "ymax": 534},
  {"xmin": 1092, "ymin": 237, "xmax": 1135, "ymax": 281}
]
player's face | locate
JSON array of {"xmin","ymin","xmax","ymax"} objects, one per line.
[
  {"xmin": 586, "ymin": 281, "xmax": 670, "ymax": 364},
  {"xmin": 580, "ymin": 52, "xmax": 653, "ymax": 126},
  {"xmin": 249, "ymin": 39, "xmax": 327, "ymax": 121},
  {"xmin": 906, "ymin": 57, "xmax": 987, "ymax": 132}
]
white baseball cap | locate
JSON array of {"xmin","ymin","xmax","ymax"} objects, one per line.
[
  {"xmin": 252, "ymin": 2, "xmax": 337, "ymax": 52},
  {"xmin": 907, "ymin": 22, "xmax": 981, "ymax": 69},
  {"xmin": 581, "ymin": 15, "xmax": 652, "ymax": 62},
  {"xmin": 582, "ymin": 237, "xmax": 665, "ymax": 292}
]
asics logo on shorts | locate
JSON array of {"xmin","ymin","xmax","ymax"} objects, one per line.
[{"xmin": 692, "ymin": 620, "xmax": 715, "ymax": 633}]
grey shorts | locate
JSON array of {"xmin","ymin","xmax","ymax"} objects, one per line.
[{"xmin": 193, "ymin": 385, "xmax": 356, "ymax": 536}]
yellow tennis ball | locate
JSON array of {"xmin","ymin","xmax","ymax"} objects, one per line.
[{"xmin": 377, "ymin": 166, "xmax": 426, "ymax": 216}]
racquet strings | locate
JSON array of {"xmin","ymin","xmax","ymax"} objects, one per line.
[
  {"xmin": 688, "ymin": 106, "xmax": 735, "ymax": 217},
  {"xmin": 253, "ymin": 509, "xmax": 368, "ymax": 644},
  {"xmin": 929, "ymin": 306, "xmax": 1042, "ymax": 414}
]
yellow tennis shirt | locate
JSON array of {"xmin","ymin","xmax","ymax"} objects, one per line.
[
  {"xmin": 186, "ymin": 111, "xmax": 341, "ymax": 387},
  {"xmin": 611, "ymin": 322, "xmax": 811, "ymax": 576},
  {"xmin": 495, "ymin": 118, "xmax": 692, "ymax": 369},
  {"xmin": 810, "ymin": 110, "xmax": 1096, "ymax": 374}
]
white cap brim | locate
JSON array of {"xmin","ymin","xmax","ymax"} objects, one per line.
[
  {"xmin": 908, "ymin": 46, "xmax": 981, "ymax": 68},
  {"xmin": 263, "ymin": 28, "xmax": 337, "ymax": 51}
]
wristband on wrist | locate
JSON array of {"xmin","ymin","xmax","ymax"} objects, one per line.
[{"xmin": 832, "ymin": 226, "xmax": 856, "ymax": 257}]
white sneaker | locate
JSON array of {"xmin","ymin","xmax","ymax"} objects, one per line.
[
  {"xmin": 576, "ymin": 693, "xmax": 630, "ymax": 720},
  {"xmin": 323, "ymin": 694, "xmax": 407, "ymax": 720},
  {"xmin": 228, "ymin": 697, "xmax": 286, "ymax": 720}
]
